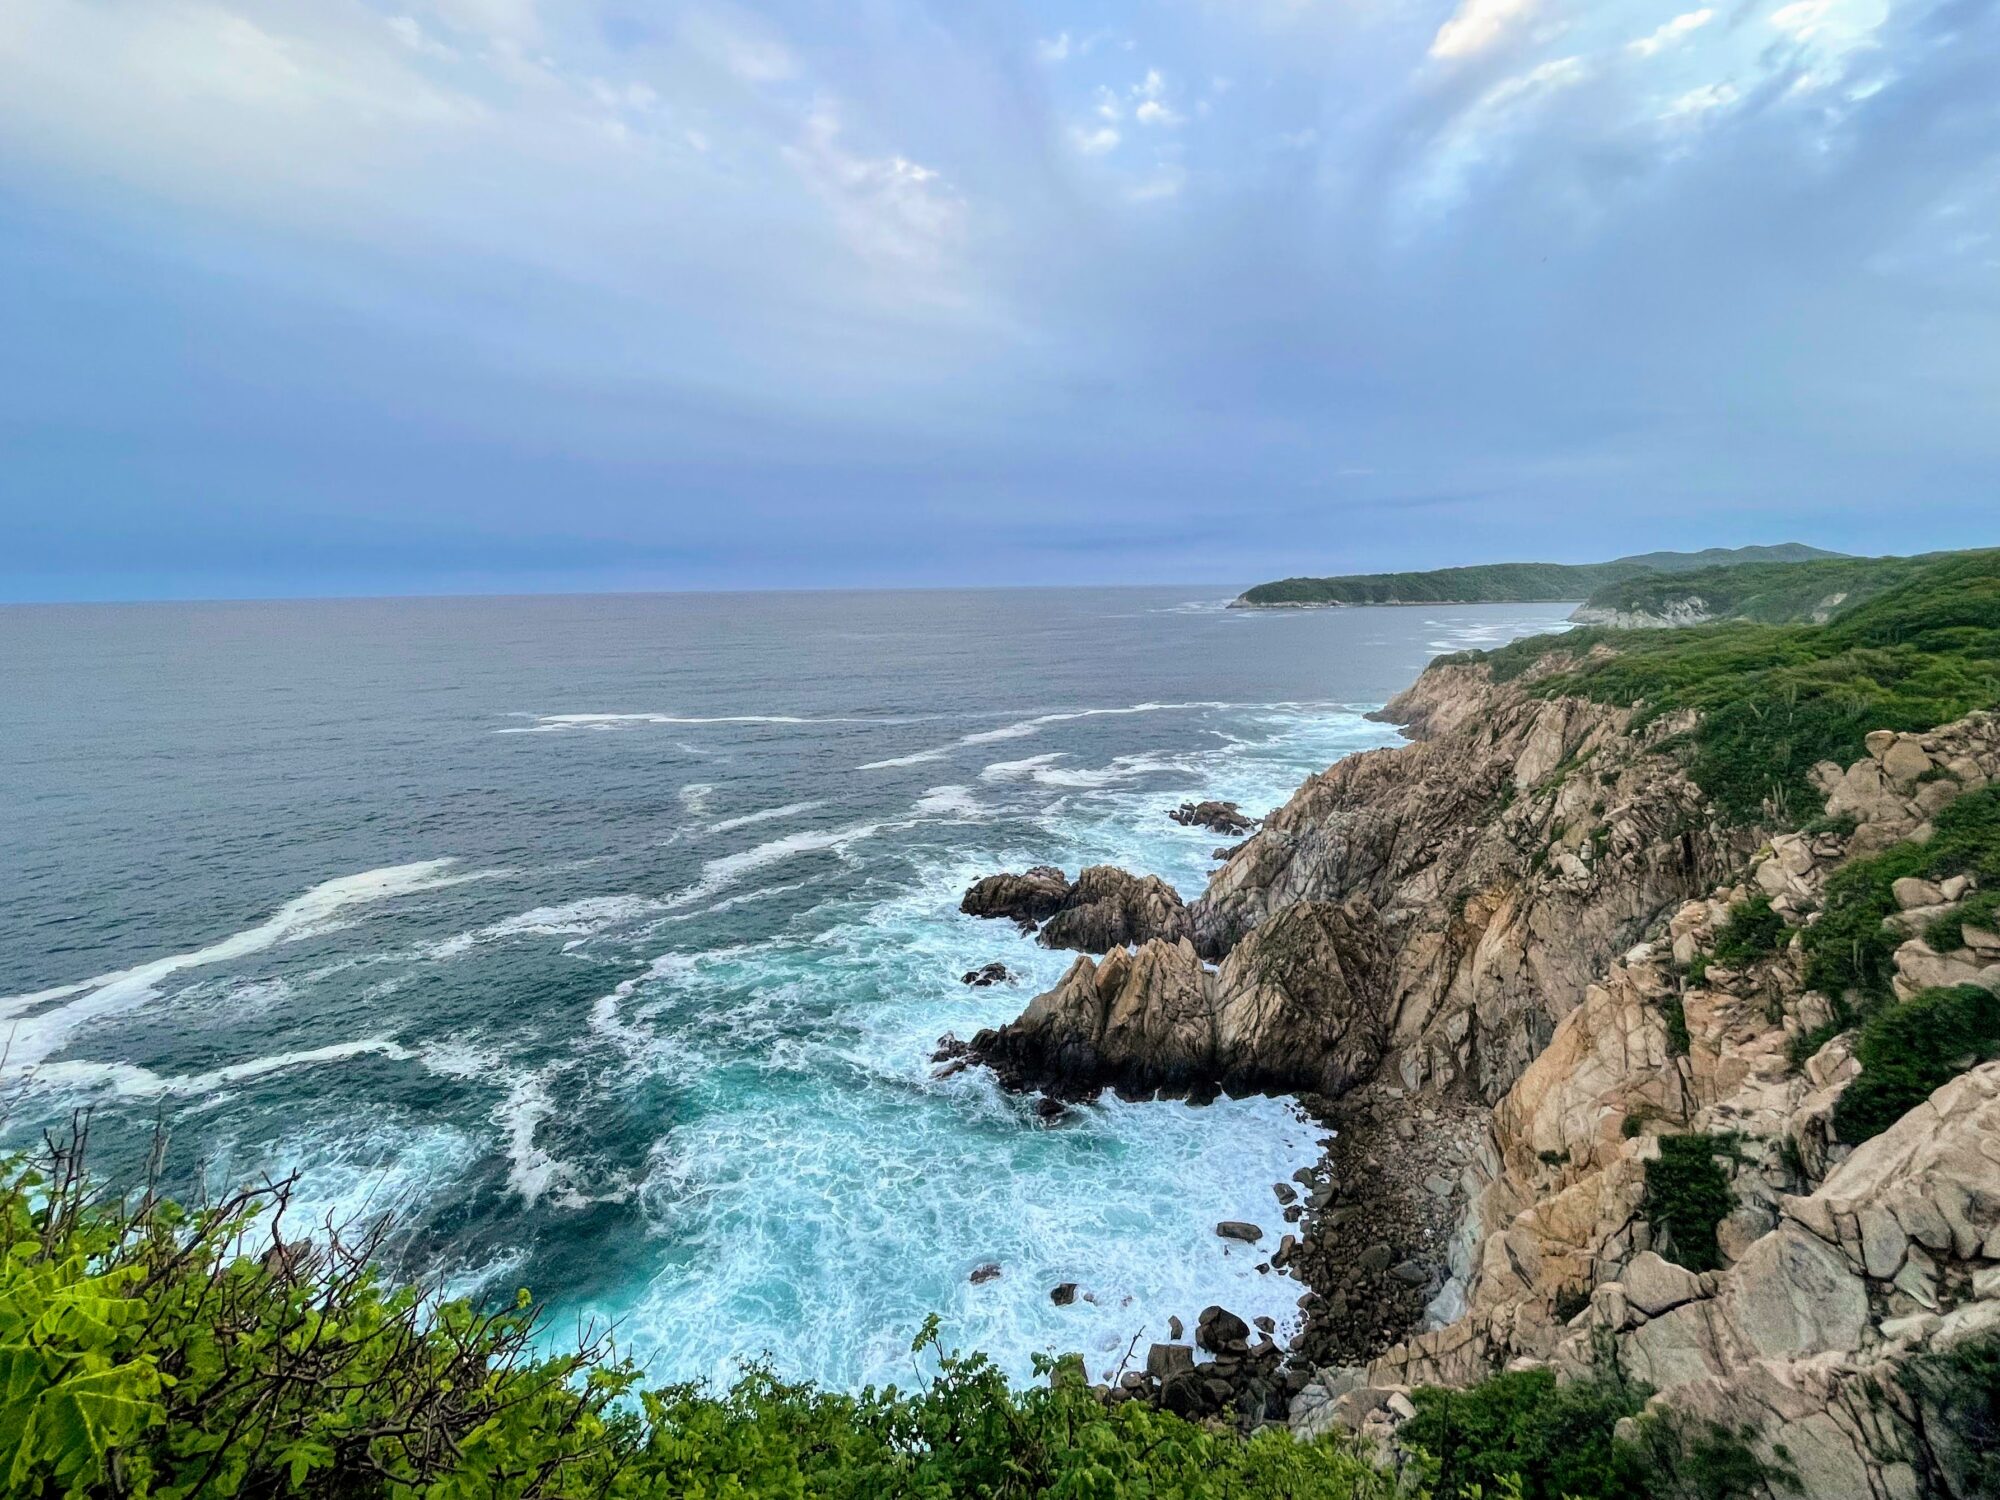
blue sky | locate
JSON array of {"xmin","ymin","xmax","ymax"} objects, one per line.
[{"xmin": 1, "ymin": 0, "xmax": 1996, "ymax": 599}]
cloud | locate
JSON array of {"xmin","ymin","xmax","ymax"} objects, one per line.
[
  {"xmin": 1429, "ymin": 0, "xmax": 1539, "ymax": 59},
  {"xmin": 1628, "ymin": 8, "xmax": 1715, "ymax": 56},
  {"xmin": 1071, "ymin": 125, "xmax": 1121, "ymax": 155},
  {"xmin": 783, "ymin": 107, "xmax": 965, "ymax": 272},
  {"xmin": 1135, "ymin": 99, "xmax": 1184, "ymax": 127},
  {"xmin": 1036, "ymin": 31, "xmax": 1072, "ymax": 63}
]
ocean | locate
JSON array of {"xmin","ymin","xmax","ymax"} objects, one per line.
[{"xmin": 0, "ymin": 587, "xmax": 1571, "ymax": 1390}]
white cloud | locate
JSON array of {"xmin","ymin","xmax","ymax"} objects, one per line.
[
  {"xmin": 1036, "ymin": 31, "xmax": 1072, "ymax": 63},
  {"xmin": 1662, "ymin": 80, "xmax": 1739, "ymax": 121},
  {"xmin": 1480, "ymin": 55, "xmax": 1587, "ymax": 111},
  {"xmin": 784, "ymin": 107, "xmax": 966, "ymax": 271},
  {"xmin": 1136, "ymin": 68, "xmax": 1166, "ymax": 100},
  {"xmin": 1128, "ymin": 167, "xmax": 1184, "ymax": 202},
  {"xmin": 386, "ymin": 15, "xmax": 456, "ymax": 60},
  {"xmin": 1071, "ymin": 125, "xmax": 1120, "ymax": 155},
  {"xmin": 1275, "ymin": 127, "xmax": 1319, "ymax": 149},
  {"xmin": 1095, "ymin": 87, "xmax": 1123, "ymax": 122},
  {"xmin": 1628, "ymin": 8, "xmax": 1715, "ymax": 56},
  {"xmin": 1429, "ymin": 0, "xmax": 1538, "ymax": 60},
  {"xmin": 1135, "ymin": 99, "xmax": 1184, "ymax": 127},
  {"xmin": 1770, "ymin": 0, "xmax": 1834, "ymax": 37}
]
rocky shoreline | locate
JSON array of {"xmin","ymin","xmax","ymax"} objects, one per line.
[{"xmin": 941, "ymin": 629, "xmax": 2000, "ymax": 1488}]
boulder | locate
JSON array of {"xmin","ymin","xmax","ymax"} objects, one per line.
[
  {"xmin": 1170, "ymin": 800, "xmax": 1258, "ymax": 836},
  {"xmin": 1216, "ymin": 1221, "xmax": 1264, "ymax": 1243},
  {"xmin": 1146, "ymin": 1342, "xmax": 1195, "ymax": 1381},
  {"xmin": 961, "ymin": 961, "xmax": 1015, "ymax": 987},
  {"xmin": 969, "ymin": 1262, "xmax": 1002, "ymax": 1284},
  {"xmin": 1050, "ymin": 1282, "xmax": 1078, "ymax": 1306},
  {"xmin": 961, "ymin": 867, "xmax": 1070, "ymax": 925},
  {"xmin": 1621, "ymin": 1251, "xmax": 1702, "ymax": 1317},
  {"xmin": 1197, "ymin": 1306, "xmax": 1251, "ymax": 1354},
  {"xmin": 1038, "ymin": 866, "xmax": 1193, "ymax": 953}
]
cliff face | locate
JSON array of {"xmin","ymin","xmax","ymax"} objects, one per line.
[
  {"xmin": 973, "ymin": 658, "xmax": 1742, "ymax": 1108},
  {"xmin": 1324, "ymin": 712, "xmax": 2000, "ymax": 1496}
]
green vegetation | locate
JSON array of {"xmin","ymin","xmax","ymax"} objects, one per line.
[
  {"xmin": 1642, "ymin": 1136, "xmax": 1736, "ymax": 1273},
  {"xmin": 1803, "ymin": 784, "xmax": 2000, "ymax": 1006},
  {"xmin": 1833, "ymin": 984, "xmax": 2000, "ymax": 1144},
  {"xmin": 1661, "ymin": 991, "xmax": 1691, "ymax": 1056},
  {"xmin": 1456, "ymin": 550, "xmax": 2000, "ymax": 824},
  {"xmin": 1574, "ymin": 552, "xmax": 1938, "ymax": 627},
  {"xmin": 1895, "ymin": 1333, "xmax": 2000, "ymax": 1495},
  {"xmin": 0, "ymin": 1140, "xmax": 1420, "ymax": 1500},
  {"xmin": 1402, "ymin": 1369, "xmax": 1648, "ymax": 1500},
  {"xmin": 1927, "ymin": 888, "xmax": 2000, "ymax": 953},
  {"xmin": 1235, "ymin": 545, "xmax": 1839, "ymax": 608}
]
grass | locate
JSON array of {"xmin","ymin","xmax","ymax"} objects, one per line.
[
  {"xmin": 1833, "ymin": 984, "xmax": 2000, "ymax": 1145},
  {"xmin": 1451, "ymin": 549, "xmax": 2000, "ymax": 826}
]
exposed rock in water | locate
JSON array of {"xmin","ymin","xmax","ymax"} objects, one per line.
[
  {"xmin": 960, "ymin": 961, "xmax": 1015, "ymax": 987},
  {"xmin": 968, "ymin": 1262, "xmax": 1001, "ymax": 1285},
  {"xmin": 959, "ymin": 864, "xmax": 1192, "ymax": 954},
  {"xmin": 960, "ymin": 866, "xmax": 1070, "ymax": 925},
  {"xmin": 1170, "ymin": 800, "xmax": 1258, "ymax": 836},
  {"xmin": 1050, "ymin": 1282, "xmax": 1078, "ymax": 1306},
  {"xmin": 1216, "ymin": 1221, "xmax": 1264, "ymax": 1243},
  {"xmin": 966, "ymin": 898, "xmax": 1390, "ymax": 1100}
]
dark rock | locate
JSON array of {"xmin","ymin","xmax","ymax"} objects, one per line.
[
  {"xmin": 1051, "ymin": 1282, "xmax": 1078, "ymax": 1306},
  {"xmin": 1254, "ymin": 1315, "xmax": 1276, "ymax": 1335},
  {"xmin": 1168, "ymin": 1314, "xmax": 1184, "ymax": 1341},
  {"xmin": 961, "ymin": 867, "xmax": 1071, "ymax": 925},
  {"xmin": 1033, "ymin": 1095, "xmax": 1070, "ymax": 1123},
  {"xmin": 1273, "ymin": 1181, "xmax": 1298, "ymax": 1205},
  {"xmin": 1146, "ymin": 1342, "xmax": 1195, "ymax": 1382},
  {"xmin": 969, "ymin": 1262, "xmax": 1001, "ymax": 1284},
  {"xmin": 961, "ymin": 962, "xmax": 1015, "ymax": 987},
  {"xmin": 1215, "ymin": 1220, "xmax": 1264, "ymax": 1243},
  {"xmin": 1391, "ymin": 1258, "xmax": 1431, "ymax": 1286},
  {"xmin": 1169, "ymin": 800, "xmax": 1258, "ymax": 836},
  {"xmin": 1036, "ymin": 866, "xmax": 1192, "ymax": 954},
  {"xmin": 1196, "ymin": 1306, "xmax": 1250, "ymax": 1354},
  {"xmin": 1160, "ymin": 1370, "xmax": 1206, "ymax": 1418}
]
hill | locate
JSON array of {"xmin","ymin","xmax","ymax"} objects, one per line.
[
  {"xmin": 1569, "ymin": 550, "xmax": 1945, "ymax": 627},
  {"xmin": 1230, "ymin": 543, "xmax": 1842, "ymax": 608}
]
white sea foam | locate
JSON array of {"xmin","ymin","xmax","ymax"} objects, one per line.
[
  {"xmin": 913, "ymin": 785, "xmax": 982, "ymax": 818},
  {"xmin": 499, "ymin": 712, "xmax": 846, "ymax": 734},
  {"xmin": 858, "ymin": 703, "xmax": 1229, "ymax": 771},
  {"xmin": 0, "ymin": 861, "xmax": 495, "ymax": 1074},
  {"xmin": 666, "ymin": 820, "xmax": 888, "ymax": 910},
  {"xmin": 679, "ymin": 783, "xmax": 717, "ymax": 815},
  {"xmin": 19, "ymin": 1038, "xmax": 416, "ymax": 1100},
  {"xmin": 706, "ymin": 800, "xmax": 826, "ymax": 834}
]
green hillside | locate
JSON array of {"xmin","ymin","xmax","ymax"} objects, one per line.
[
  {"xmin": 1454, "ymin": 547, "xmax": 2000, "ymax": 823},
  {"xmin": 1233, "ymin": 543, "xmax": 1841, "ymax": 608},
  {"xmin": 1572, "ymin": 551, "xmax": 1947, "ymax": 626}
]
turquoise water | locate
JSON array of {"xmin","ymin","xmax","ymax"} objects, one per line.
[{"xmin": 0, "ymin": 589, "xmax": 1570, "ymax": 1388}]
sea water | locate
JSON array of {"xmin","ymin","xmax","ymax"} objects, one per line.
[{"xmin": 0, "ymin": 588, "xmax": 1569, "ymax": 1389}]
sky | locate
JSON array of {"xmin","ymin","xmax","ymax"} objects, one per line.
[{"xmin": 1, "ymin": 0, "xmax": 1996, "ymax": 600}]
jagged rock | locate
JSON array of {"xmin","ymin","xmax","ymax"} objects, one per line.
[
  {"xmin": 1197, "ymin": 1306, "xmax": 1250, "ymax": 1354},
  {"xmin": 961, "ymin": 961, "xmax": 1015, "ymax": 987},
  {"xmin": 1050, "ymin": 1282, "xmax": 1077, "ymax": 1305},
  {"xmin": 965, "ymin": 899, "xmax": 1390, "ymax": 1100},
  {"xmin": 1038, "ymin": 866, "xmax": 1193, "ymax": 953},
  {"xmin": 969, "ymin": 1262, "xmax": 1001, "ymax": 1284},
  {"xmin": 1170, "ymin": 800, "xmax": 1258, "ymax": 835},
  {"xmin": 961, "ymin": 867, "xmax": 1070, "ymax": 925}
]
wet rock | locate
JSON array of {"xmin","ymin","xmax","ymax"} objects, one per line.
[
  {"xmin": 961, "ymin": 866, "xmax": 1072, "ymax": 925},
  {"xmin": 1033, "ymin": 1095, "xmax": 1070, "ymax": 1124},
  {"xmin": 1147, "ymin": 1342, "xmax": 1195, "ymax": 1381},
  {"xmin": 1170, "ymin": 800, "xmax": 1258, "ymax": 836},
  {"xmin": 1217, "ymin": 1221, "xmax": 1264, "ymax": 1243},
  {"xmin": 1274, "ymin": 1181, "xmax": 1298, "ymax": 1205},
  {"xmin": 1050, "ymin": 1282, "xmax": 1078, "ymax": 1306},
  {"xmin": 1197, "ymin": 1306, "xmax": 1251, "ymax": 1354},
  {"xmin": 1168, "ymin": 1314, "xmax": 1185, "ymax": 1341},
  {"xmin": 961, "ymin": 961, "xmax": 1015, "ymax": 987},
  {"xmin": 969, "ymin": 1262, "xmax": 1001, "ymax": 1284}
]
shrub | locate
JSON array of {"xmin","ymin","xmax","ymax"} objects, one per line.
[
  {"xmin": 1706, "ymin": 893, "xmax": 1787, "ymax": 968},
  {"xmin": 1643, "ymin": 1136, "xmax": 1736, "ymax": 1273},
  {"xmin": 0, "ymin": 1135, "xmax": 1406, "ymax": 1500},
  {"xmin": 1802, "ymin": 784, "xmax": 2000, "ymax": 1008},
  {"xmin": 1896, "ymin": 1332, "xmax": 2000, "ymax": 1495},
  {"xmin": 1403, "ymin": 1368, "xmax": 1649, "ymax": 1500},
  {"xmin": 1833, "ymin": 985, "xmax": 2000, "ymax": 1144},
  {"xmin": 1927, "ymin": 889, "xmax": 2000, "ymax": 954},
  {"xmin": 1463, "ymin": 551, "xmax": 2000, "ymax": 825}
]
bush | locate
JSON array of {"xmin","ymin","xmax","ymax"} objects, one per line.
[
  {"xmin": 1833, "ymin": 985, "xmax": 2000, "ymax": 1144},
  {"xmin": 1897, "ymin": 1333, "xmax": 2000, "ymax": 1495},
  {"xmin": 1802, "ymin": 785, "xmax": 2000, "ymax": 1007},
  {"xmin": 1927, "ymin": 889, "xmax": 2000, "ymax": 954},
  {"xmin": 0, "ymin": 1135, "xmax": 1406, "ymax": 1500},
  {"xmin": 1642, "ymin": 1136, "xmax": 1736, "ymax": 1273},
  {"xmin": 1464, "ymin": 551, "xmax": 2000, "ymax": 825},
  {"xmin": 1706, "ymin": 893, "xmax": 1788, "ymax": 969},
  {"xmin": 1402, "ymin": 1368, "xmax": 1649, "ymax": 1500}
]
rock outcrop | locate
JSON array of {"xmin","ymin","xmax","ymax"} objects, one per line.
[
  {"xmin": 967, "ymin": 899, "xmax": 1390, "ymax": 1100},
  {"xmin": 960, "ymin": 865, "xmax": 1192, "ymax": 953},
  {"xmin": 1170, "ymin": 800, "xmax": 1259, "ymax": 836}
]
